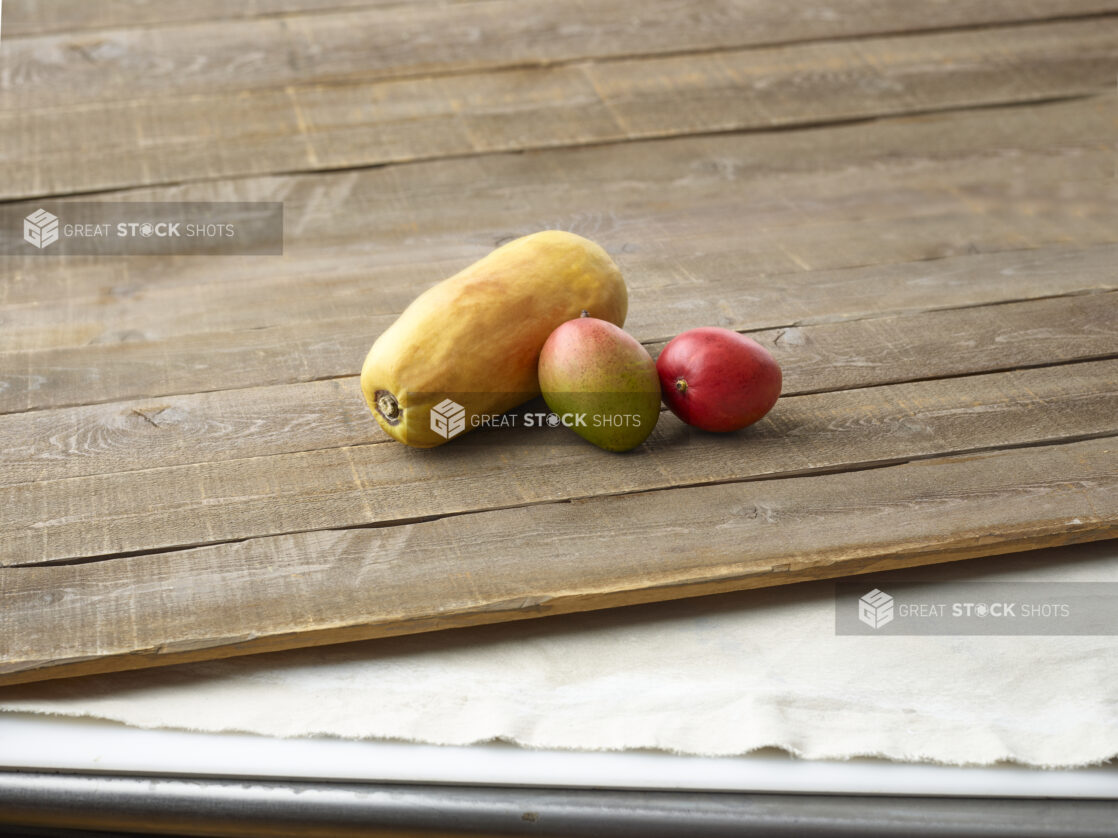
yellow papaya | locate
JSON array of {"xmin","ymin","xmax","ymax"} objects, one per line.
[{"xmin": 360, "ymin": 231, "xmax": 628, "ymax": 447}]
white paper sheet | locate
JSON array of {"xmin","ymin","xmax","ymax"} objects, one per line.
[
  {"xmin": 5, "ymin": 713, "xmax": 1118, "ymax": 796},
  {"xmin": 3, "ymin": 541, "xmax": 1116, "ymax": 768}
]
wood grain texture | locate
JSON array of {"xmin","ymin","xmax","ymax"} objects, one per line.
[
  {"xmin": 2, "ymin": 90, "xmax": 1112, "ymax": 357},
  {"xmin": 3, "ymin": 17, "xmax": 1116, "ymax": 199},
  {"xmin": 4, "ymin": 92, "xmax": 1111, "ymax": 311},
  {"xmin": 3, "ymin": 360, "xmax": 1115, "ymax": 567},
  {"xmin": 2, "ymin": 3, "xmax": 1115, "ymax": 686},
  {"xmin": 3, "ymin": 242, "xmax": 1114, "ymax": 415},
  {"xmin": 0, "ymin": 377, "xmax": 380, "ymax": 487},
  {"xmin": 7, "ymin": 1, "xmax": 1116, "ymax": 105},
  {"xmin": 1, "ymin": 292, "xmax": 1114, "ymax": 487},
  {"xmin": 1, "ymin": 0, "xmax": 412, "ymax": 37},
  {"xmin": 2, "ymin": 435, "xmax": 1114, "ymax": 685}
]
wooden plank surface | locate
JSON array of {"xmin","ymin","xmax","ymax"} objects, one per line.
[
  {"xmin": 4, "ymin": 91, "xmax": 1112, "ymax": 309},
  {"xmin": 1, "ymin": 93, "xmax": 1114, "ymax": 410},
  {"xmin": 1, "ymin": 291, "xmax": 1113, "ymax": 486},
  {"xmin": 4, "ymin": 360, "xmax": 1115, "ymax": 567},
  {"xmin": 4, "ymin": 242, "xmax": 1115, "ymax": 415},
  {"xmin": 3, "ymin": 17, "xmax": 1116, "ymax": 198},
  {"xmin": 7, "ymin": 0, "xmax": 1116, "ymax": 105},
  {"xmin": 2, "ymin": 436, "xmax": 1114, "ymax": 685},
  {"xmin": 1, "ymin": 0, "xmax": 410, "ymax": 37},
  {"xmin": 1, "ymin": 2, "xmax": 1115, "ymax": 684}
]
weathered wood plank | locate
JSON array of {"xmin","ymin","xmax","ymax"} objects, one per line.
[
  {"xmin": 5, "ymin": 176, "xmax": 1114, "ymax": 356},
  {"xmin": 0, "ymin": 378, "xmax": 380, "ymax": 487},
  {"xmin": 2, "ymin": 92, "xmax": 1112, "ymax": 333},
  {"xmin": 3, "ymin": 243, "xmax": 1114, "ymax": 415},
  {"xmin": 4, "ymin": 93, "xmax": 1111, "ymax": 312},
  {"xmin": 3, "ymin": 18, "xmax": 1116, "ymax": 199},
  {"xmin": 2, "ymin": 360, "xmax": 1114, "ymax": 567},
  {"xmin": 7, "ymin": 1, "xmax": 1116, "ymax": 106},
  {"xmin": 2, "ymin": 435, "xmax": 1114, "ymax": 685},
  {"xmin": 1, "ymin": 292, "xmax": 1114, "ymax": 486},
  {"xmin": 1, "ymin": 0, "xmax": 411, "ymax": 37}
]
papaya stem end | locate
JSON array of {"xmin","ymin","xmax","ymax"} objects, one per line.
[{"xmin": 375, "ymin": 390, "xmax": 402, "ymax": 425}]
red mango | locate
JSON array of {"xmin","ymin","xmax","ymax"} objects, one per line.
[{"xmin": 657, "ymin": 327, "xmax": 782, "ymax": 432}]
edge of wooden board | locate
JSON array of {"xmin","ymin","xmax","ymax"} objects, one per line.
[{"xmin": 1, "ymin": 436, "xmax": 1114, "ymax": 687}]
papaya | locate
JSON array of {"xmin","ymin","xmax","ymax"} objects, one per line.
[{"xmin": 360, "ymin": 231, "xmax": 628, "ymax": 447}]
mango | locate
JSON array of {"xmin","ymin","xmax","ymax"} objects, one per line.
[
  {"xmin": 657, "ymin": 327, "xmax": 782, "ymax": 432},
  {"xmin": 361, "ymin": 231, "xmax": 628, "ymax": 447},
  {"xmin": 538, "ymin": 315, "xmax": 660, "ymax": 452}
]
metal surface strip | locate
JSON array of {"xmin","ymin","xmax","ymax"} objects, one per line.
[{"xmin": 1, "ymin": 772, "xmax": 1117, "ymax": 837}]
